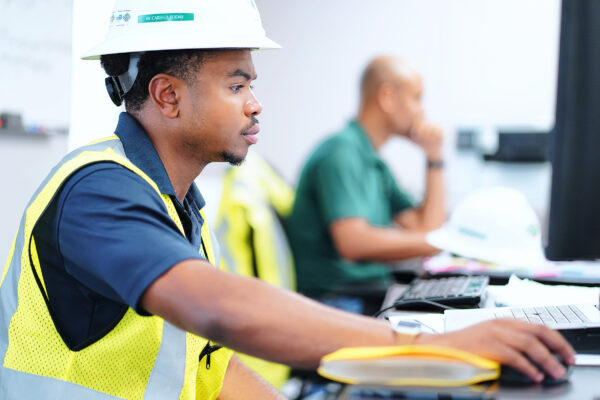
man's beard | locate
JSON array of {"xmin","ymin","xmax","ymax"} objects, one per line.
[
  {"xmin": 222, "ymin": 151, "xmax": 245, "ymax": 166},
  {"xmin": 221, "ymin": 117, "xmax": 258, "ymax": 166}
]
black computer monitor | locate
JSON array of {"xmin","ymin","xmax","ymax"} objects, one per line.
[{"xmin": 546, "ymin": 0, "xmax": 600, "ymax": 261}]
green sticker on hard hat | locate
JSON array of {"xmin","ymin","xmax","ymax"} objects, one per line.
[
  {"xmin": 458, "ymin": 226, "xmax": 486, "ymax": 240},
  {"xmin": 527, "ymin": 224, "xmax": 538, "ymax": 237},
  {"xmin": 138, "ymin": 13, "xmax": 194, "ymax": 23}
]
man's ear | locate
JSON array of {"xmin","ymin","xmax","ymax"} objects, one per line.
[
  {"xmin": 148, "ymin": 74, "xmax": 181, "ymax": 118},
  {"xmin": 377, "ymin": 82, "xmax": 397, "ymax": 115}
]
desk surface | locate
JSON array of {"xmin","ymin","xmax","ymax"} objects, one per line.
[{"xmin": 337, "ymin": 366, "xmax": 600, "ymax": 399}]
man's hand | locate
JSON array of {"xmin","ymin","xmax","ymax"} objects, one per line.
[
  {"xmin": 409, "ymin": 119, "xmax": 443, "ymax": 161},
  {"xmin": 414, "ymin": 319, "xmax": 576, "ymax": 382}
]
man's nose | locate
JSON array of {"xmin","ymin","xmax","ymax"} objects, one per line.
[{"xmin": 245, "ymin": 92, "xmax": 263, "ymax": 116}]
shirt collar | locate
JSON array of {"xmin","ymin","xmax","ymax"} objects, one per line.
[
  {"xmin": 346, "ymin": 120, "xmax": 382, "ymax": 165},
  {"xmin": 114, "ymin": 112, "xmax": 207, "ymax": 211},
  {"xmin": 114, "ymin": 112, "xmax": 177, "ymax": 197},
  {"xmin": 187, "ymin": 182, "xmax": 206, "ymax": 210}
]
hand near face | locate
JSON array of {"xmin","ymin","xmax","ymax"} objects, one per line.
[
  {"xmin": 414, "ymin": 319, "xmax": 576, "ymax": 383},
  {"xmin": 409, "ymin": 119, "xmax": 443, "ymax": 161}
]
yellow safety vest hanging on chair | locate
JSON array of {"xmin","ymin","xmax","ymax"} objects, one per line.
[
  {"xmin": 214, "ymin": 150, "xmax": 295, "ymax": 389},
  {"xmin": 0, "ymin": 136, "xmax": 232, "ymax": 400}
]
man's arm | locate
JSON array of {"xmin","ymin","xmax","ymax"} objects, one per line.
[
  {"xmin": 394, "ymin": 163, "xmax": 445, "ymax": 232},
  {"xmin": 395, "ymin": 120, "xmax": 446, "ymax": 232},
  {"xmin": 141, "ymin": 259, "xmax": 575, "ymax": 382},
  {"xmin": 330, "ymin": 218, "xmax": 439, "ymax": 261},
  {"xmin": 142, "ymin": 259, "xmax": 399, "ymax": 368}
]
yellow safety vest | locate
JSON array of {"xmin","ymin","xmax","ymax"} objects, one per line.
[
  {"xmin": 214, "ymin": 151, "xmax": 295, "ymax": 388},
  {"xmin": 0, "ymin": 136, "xmax": 232, "ymax": 399}
]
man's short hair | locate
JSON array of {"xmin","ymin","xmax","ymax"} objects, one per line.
[{"xmin": 100, "ymin": 49, "xmax": 208, "ymax": 112}]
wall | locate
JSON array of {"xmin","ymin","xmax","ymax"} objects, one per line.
[
  {"xmin": 0, "ymin": 134, "xmax": 68, "ymax": 265},
  {"xmin": 0, "ymin": 0, "xmax": 73, "ymax": 128},
  {"xmin": 69, "ymin": 0, "xmax": 121, "ymax": 150},
  {"xmin": 0, "ymin": 0, "xmax": 72, "ymax": 262}
]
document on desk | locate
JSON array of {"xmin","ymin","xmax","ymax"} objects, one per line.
[{"xmin": 489, "ymin": 274, "xmax": 600, "ymax": 307}]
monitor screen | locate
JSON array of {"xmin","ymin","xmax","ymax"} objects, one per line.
[{"xmin": 546, "ymin": 0, "xmax": 600, "ymax": 261}]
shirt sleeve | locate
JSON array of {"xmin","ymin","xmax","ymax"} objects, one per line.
[
  {"xmin": 56, "ymin": 163, "xmax": 204, "ymax": 313},
  {"xmin": 313, "ymin": 146, "xmax": 373, "ymax": 224}
]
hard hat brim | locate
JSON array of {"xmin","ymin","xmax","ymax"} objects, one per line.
[
  {"xmin": 426, "ymin": 228, "xmax": 547, "ymax": 268},
  {"xmin": 82, "ymin": 35, "xmax": 281, "ymax": 60}
]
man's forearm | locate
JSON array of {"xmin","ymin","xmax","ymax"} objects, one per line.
[
  {"xmin": 141, "ymin": 260, "xmax": 409, "ymax": 368},
  {"xmin": 416, "ymin": 165, "xmax": 446, "ymax": 231},
  {"xmin": 331, "ymin": 218, "xmax": 440, "ymax": 262}
]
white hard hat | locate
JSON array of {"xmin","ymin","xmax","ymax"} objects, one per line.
[
  {"xmin": 426, "ymin": 186, "xmax": 546, "ymax": 268},
  {"xmin": 82, "ymin": 0, "xmax": 280, "ymax": 60}
]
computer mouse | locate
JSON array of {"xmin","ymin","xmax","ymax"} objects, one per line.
[{"xmin": 499, "ymin": 353, "xmax": 573, "ymax": 386}]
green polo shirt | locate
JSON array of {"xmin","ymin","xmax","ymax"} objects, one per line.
[{"xmin": 286, "ymin": 120, "xmax": 414, "ymax": 298}]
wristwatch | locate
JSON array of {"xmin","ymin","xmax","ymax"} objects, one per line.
[{"xmin": 427, "ymin": 159, "xmax": 445, "ymax": 169}]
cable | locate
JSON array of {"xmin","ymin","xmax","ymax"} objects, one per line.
[{"xmin": 373, "ymin": 299, "xmax": 457, "ymax": 318}]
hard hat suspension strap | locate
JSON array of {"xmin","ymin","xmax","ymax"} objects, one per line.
[{"xmin": 105, "ymin": 52, "xmax": 143, "ymax": 106}]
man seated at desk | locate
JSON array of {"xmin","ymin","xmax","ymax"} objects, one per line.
[{"xmin": 287, "ymin": 56, "xmax": 445, "ymax": 314}]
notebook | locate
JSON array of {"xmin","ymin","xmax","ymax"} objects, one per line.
[{"xmin": 444, "ymin": 303, "xmax": 600, "ymax": 354}]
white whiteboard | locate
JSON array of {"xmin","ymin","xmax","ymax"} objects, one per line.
[{"xmin": 0, "ymin": 0, "xmax": 73, "ymax": 128}]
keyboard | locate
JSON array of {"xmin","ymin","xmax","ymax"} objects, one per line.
[
  {"xmin": 445, "ymin": 303, "xmax": 600, "ymax": 354},
  {"xmin": 395, "ymin": 275, "xmax": 489, "ymax": 308},
  {"xmin": 493, "ymin": 304, "xmax": 590, "ymax": 326}
]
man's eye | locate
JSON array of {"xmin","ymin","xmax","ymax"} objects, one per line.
[{"xmin": 231, "ymin": 85, "xmax": 243, "ymax": 93}]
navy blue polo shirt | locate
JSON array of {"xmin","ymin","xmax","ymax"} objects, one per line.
[{"xmin": 33, "ymin": 112, "xmax": 207, "ymax": 350}]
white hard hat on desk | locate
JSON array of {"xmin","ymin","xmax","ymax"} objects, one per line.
[{"xmin": 426, "ymin": 186, "xmax": 547, "ymax": 268}]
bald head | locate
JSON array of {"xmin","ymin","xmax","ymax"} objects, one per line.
[
  {"xmin": 358, "ymin": 56, "xmax": 424, "ymax": 138},
  {"xmin": 360, "ymin": 56, "xmax": 420, "ymax": 104}
]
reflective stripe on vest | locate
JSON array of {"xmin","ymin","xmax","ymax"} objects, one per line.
[{"xmin": 0, "ymin": 136, "xmax": 232, "ymax": 399}]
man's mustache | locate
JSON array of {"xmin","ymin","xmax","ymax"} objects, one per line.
[{"xmin": 242, "ymin": 117, "xmax": 259, "ymax": 134}]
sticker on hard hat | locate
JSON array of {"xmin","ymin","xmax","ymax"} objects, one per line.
[
  {"xmin": 527, "ymin": 224, "xmax": 539, "ymax": 237},
  {"xmin": 138, "ymin": 13, "xmax": 194, "ymax": 23},
  {"xmin": 110, "ymin": 10, "xmax": 132, "ymax": 27},
  {"xmin": 458, "ymin": 227, "xmax": 486, "ymax": 240}
]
